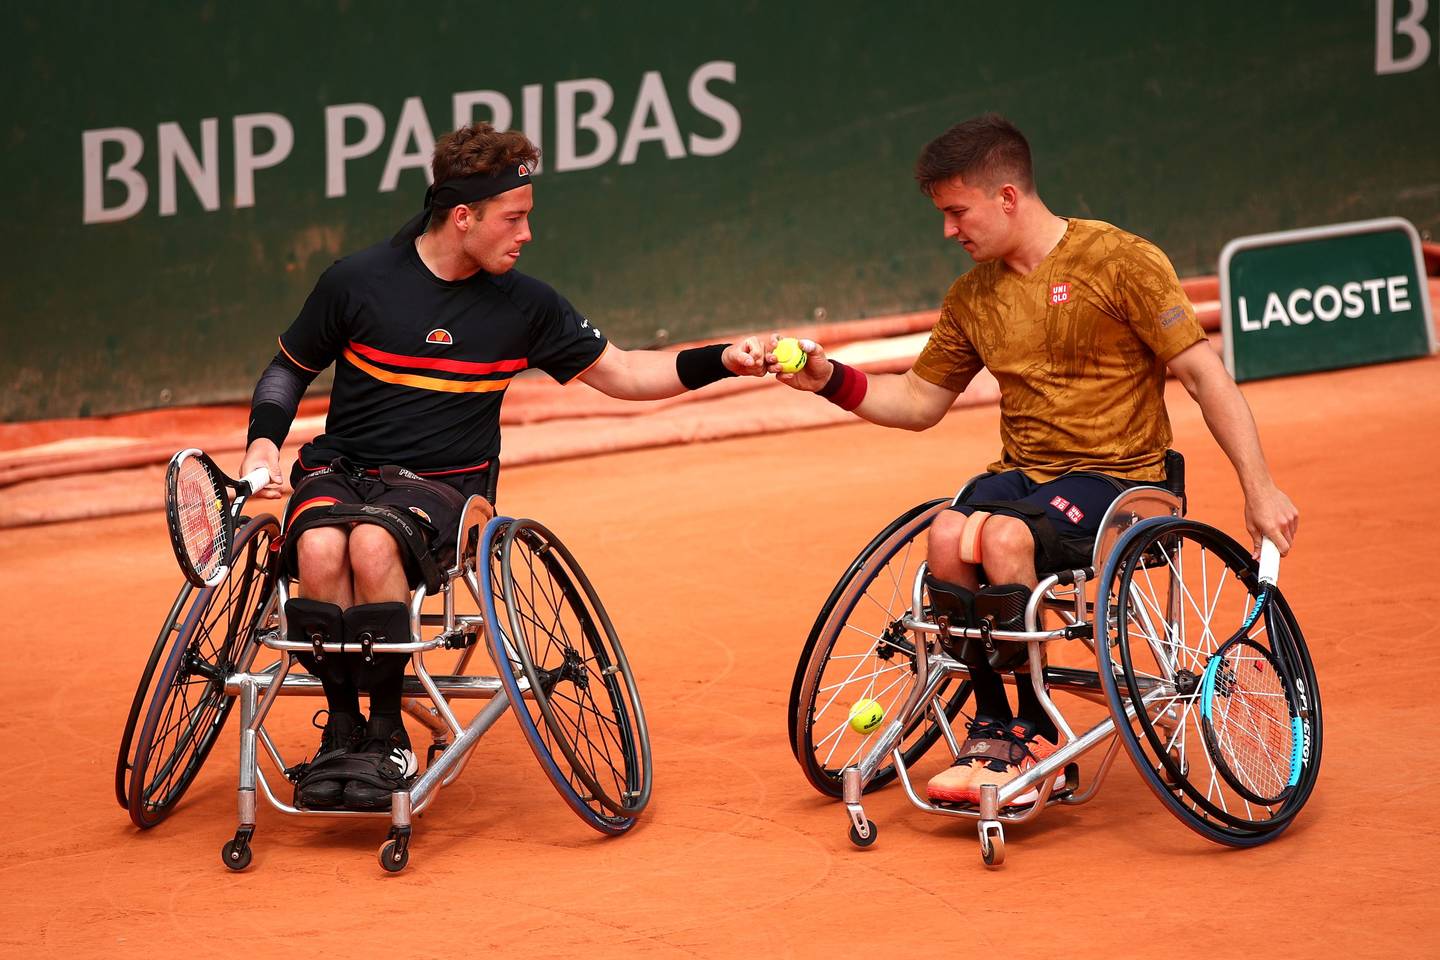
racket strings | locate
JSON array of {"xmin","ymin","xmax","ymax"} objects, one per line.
[
  {"xmin": 177, "ymin": 459, "xmax": 226, "ymax": 578},
  {"xmin": 1208, "ymin": 643, "xmax": 1294, "ymax": 800}
]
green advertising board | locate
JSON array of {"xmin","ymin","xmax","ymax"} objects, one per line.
[
  {"xmin": 1220, "ymin": 218, "xmax": 1436, "ymax": 382},
  {"xmin": 3, "ymin": 2, "xmax": 1439, "ymax": 419}
]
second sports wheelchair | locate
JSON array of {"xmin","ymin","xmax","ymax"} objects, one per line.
[
  {"xmin": 788, "ymin": 452, "xmax": 1321, "ymax": 865},
  {"xmin": 117, "ymin": 461, "xmax": 652, "ymax": 872}
]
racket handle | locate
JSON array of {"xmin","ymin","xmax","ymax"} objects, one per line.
[
  {"xmin": 240, "ymin": 466, "xmax": 274, "ymax": 496},
  {"xmin": 1257, "ymin": 537, "xmax": 1280, "ymax": 587}
]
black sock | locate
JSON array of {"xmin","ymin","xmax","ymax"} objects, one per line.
[
  {"xmin": 1015, "ymin": 673, "xmax": 1059, "ymax": 743},
  {"xmin": 319, "ymin": 675, "xmax": 361, "ymax": 720},
  {"xmin": 968, "ymin": 660, "xmax": 1013, "ymax": 724},
  {"xmin": 365, "ymin": 654, "xmax": 408, "ymax": 738}
]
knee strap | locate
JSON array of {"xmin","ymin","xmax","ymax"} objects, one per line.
[
  {"xmin": 958, "ymin": 511, "xmax": 992, "ymax": 565},
  {"xmin": 284, "ymin": 503, "xmax": 445, "ymax": 595},
  {"xmin": 342, "ymin": 602, "xmax": 410, "ymax": 691},
  {"xmin": 966, "ymin": 500, "xmax": 1067, "ymax": 573},
  {"xmin": 285, "ymin": 598, "xmax": 353, "ymax": 686}
]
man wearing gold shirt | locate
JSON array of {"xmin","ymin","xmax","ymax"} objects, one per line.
[{"xmin": 772, "ymin": 114, "xmax": 1299, "ymax": 808}]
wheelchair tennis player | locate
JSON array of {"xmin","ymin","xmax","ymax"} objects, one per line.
[
  {"xmin": 239, "ymin": 122, "xmax": 765, "ymax": 811},
  {"xmin": 771, "ymin": 113, "xmax": 1299, "ymax": 808}
]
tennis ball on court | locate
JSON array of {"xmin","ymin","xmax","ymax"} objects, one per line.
[
  {"xmin": 773, "ymin": 337, "xmax": 808, "ymax": 374},
  {"xmin": 848, "ymin": 698, "xmax": 885, "ymax": 734}
]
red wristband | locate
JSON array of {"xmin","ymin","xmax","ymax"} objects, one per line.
[{"xmin": 818, "ymin": 360, "xmax": 868, "ymax": 411}]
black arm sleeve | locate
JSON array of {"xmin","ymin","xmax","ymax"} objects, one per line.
[{"xmin": 247, "ymin": 351, "xmax": 320, "ymax": 447}]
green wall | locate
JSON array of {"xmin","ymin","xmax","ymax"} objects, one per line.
[{"xmin": 3, "ymin": 1, "xmax": 1437, "ymax": 419}]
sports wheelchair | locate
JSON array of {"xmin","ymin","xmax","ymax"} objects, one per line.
[
  {"xmin": 117, "ymin": 462, "xmax": 652, "ymax": 872},
  {"xmin": 788, "ymin": 452, "xmax": 1321, "ymax": 865}
]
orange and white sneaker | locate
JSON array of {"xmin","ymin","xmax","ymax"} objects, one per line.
[
  {"xmin": 926, "ymin": 717, "xmax": 1011, "ymax": 804},
  {"xmin": 997, "ymin": 719, "xmax": 1067, "ymax": 807}
]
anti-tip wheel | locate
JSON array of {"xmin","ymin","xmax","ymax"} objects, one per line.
[{"xmin": 848, "ymin": 819, "xmax": 878, "ymax": 848}]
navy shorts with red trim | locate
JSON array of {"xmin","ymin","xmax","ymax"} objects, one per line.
[
  {"xmin": 948, "ymin": 470, "xmax": 1137, "ymax": 573},
  {"xmin": 282, "ymin": 458, "xmax": 492, "ymax": 584}
]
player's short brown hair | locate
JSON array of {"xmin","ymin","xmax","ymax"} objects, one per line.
[
  {"xmin": 429, "ymin": 123, "xmax": 540, "ymax": 224},
  {"xmin": 915, "ymin": 114, "xmax": 1035, "ymax": 196}
]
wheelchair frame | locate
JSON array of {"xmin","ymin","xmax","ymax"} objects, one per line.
[
  {"xmin": 119, "ymin": 463, "xmax": 653, "ymax": 873},
  {"xmin": 795, "ymin": 471, "xmax": 1320, "ymax": 866}
]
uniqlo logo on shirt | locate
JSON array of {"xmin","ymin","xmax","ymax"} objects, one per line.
[
  {"xmin": 1065, "ymin": 505, "xmax": 1085, "ymax": 524},
  {"xmin": 1049, "ymin": 496, "xmax": 1071, "ymax": 511},
  {"xmin": 1050, "ymin": 282, "xmax": 1070, "ymax": 305}
]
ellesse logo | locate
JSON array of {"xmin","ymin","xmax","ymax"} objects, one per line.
[{"xmin": 426, "ymin": 329, "xmax": 453, "ymax": 344}]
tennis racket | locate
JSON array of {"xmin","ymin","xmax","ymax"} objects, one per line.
[
  {"xmin": 1198, "ymin": 538, "xmax": 1307, "ymax": 806},
  {"xmin": 164, "ymin": 449, "xmax": 272, "ymax": 588}
]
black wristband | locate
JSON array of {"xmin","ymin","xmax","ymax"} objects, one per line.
[
  {"xmin": 247, "ymin": 402, "xmax": 293, "ymax": 448},
  {"xmin": 675, "ymin": 343, "xmax": 737, "ymax": 390}
]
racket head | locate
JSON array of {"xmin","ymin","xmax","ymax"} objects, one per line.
[
  {"xmin": 1200, "ymin": 634, "xmax": 1303, "ymax": 806},
  {"xmin": 165, "ymin": 449, "xmax": 236, "ymax": 588}
]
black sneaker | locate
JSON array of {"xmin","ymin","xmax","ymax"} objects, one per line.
[
  {"xmin": 293, "ymin": 711, "xmax": 365, "ymax": 809},
  {"xmin": 341, "ymin": 715, "xmax": 419, "ymax": 811}
]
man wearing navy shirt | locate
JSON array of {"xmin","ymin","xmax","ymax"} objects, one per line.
[{"xmin": 240, "ymin": 122, "xmax": 763, "ymax": 811}]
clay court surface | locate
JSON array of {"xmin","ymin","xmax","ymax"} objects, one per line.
[{"xmin": 3, "ymin": 357, "xmax": 1438, "ymax": 958}]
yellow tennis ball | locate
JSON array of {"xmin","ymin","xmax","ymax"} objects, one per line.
[
  {"xmin": 848, "ymin": 698, "xmax": 885, "ymax": 734},
  {"xmin": 773, "ymin": 337, "xmax": 808, "ymax": 374}
]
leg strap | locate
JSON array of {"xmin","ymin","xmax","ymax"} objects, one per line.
[
  {"xmin": 973, "ymin": 583, "xmax": 1030, "ymax": 631},
  {"xmin": 924, "ymin": 573, "xmax": 974, "ymax": 627},
  {"xmin": 974, "ymin": 583, "xmax": 1031, "ymax": 671},
  {"xmin": 342, "ymin": 602, "xmax": 411, "ymax": 691},
  {"xmin": 285, "ymin": 598, "xmax": 353, "ymax": 687}
]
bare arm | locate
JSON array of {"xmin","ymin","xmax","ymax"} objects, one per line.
[
  {"xmin": 578, "ymin": 339, "xmax": 766, "ymax": 400},
  {"xmin": 769, "ymin": 338, "xmax": 958, "ymax": 431},
  {"xmin": 1167, "ymin": 341, "xmax": 1299, "ymax": 554}
]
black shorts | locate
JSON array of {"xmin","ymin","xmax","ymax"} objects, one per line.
[
  {"xmin": 948, "ymin": 470, "xmax": 1137, "ymax": 574},
  {"xmin": 282, "ymin": 458, "xmax": 493, "ymax": 584}
]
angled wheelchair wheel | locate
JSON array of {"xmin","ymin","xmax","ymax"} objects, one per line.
[
  {"xmin": 126, "ymin": 513, "xmax": 279, "ymax": 829},
  {"xmin": 790, "ymin": 500, "xmax": 974, "ymax": 798},
  {"xmin": 482, "ymin": 517, "xmax": 651, "ymax": 835},
  {"xmin": 1095, "ymin": 517, "xmax": 1321, "ymax": 845},
  {"xmin": 116, "ymin": 581, "xmax": 195, "ymax": 808}
]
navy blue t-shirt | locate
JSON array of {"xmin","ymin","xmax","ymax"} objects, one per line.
[{"xmin": 278, "ymin": 241, "xmax": 607, "ymax": 473}]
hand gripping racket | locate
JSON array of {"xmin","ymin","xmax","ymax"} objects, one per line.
[
  {"xmin": 164, "ymin": 449, "xmax": 272, "ymax": 588},
  {"xmin": 1198, "ymin": 538, "xmax": 1307, "ymax": 806}
]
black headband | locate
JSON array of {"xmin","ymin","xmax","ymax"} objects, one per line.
[{"xmin": 390, "ymin": 163, "xmax": 533, "ymax": 246}]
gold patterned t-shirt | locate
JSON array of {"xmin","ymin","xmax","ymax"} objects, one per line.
[{"xmin": 912, "ymin": 218, "xmax": 1207, "ymax": 482}]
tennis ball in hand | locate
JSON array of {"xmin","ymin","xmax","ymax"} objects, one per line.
[
  {"xmin": 848, "ymin": 698, "xmax": 886, "ymax": 734},
  {"xmin": 773, "ymin": 337, "xmax": 808, "ymax": 374}
]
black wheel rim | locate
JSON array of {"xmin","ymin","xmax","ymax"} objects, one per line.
[
  {"xmin": 127, "ymin": 514, "xmax": 277, "ymax": 827},
  {"xmin": 1099, "ymin": 518, "xmax": 1321, "ymax": 842},
  {"xmin": 793, "ymin": 501, "xmax": 973, "ymax": 797},
  {"xmin": 495, "ymin": 520, "xmax": 651, "ymax": 820},
  {"xmin": 115, "ymin": 581, "xmax": 194, "ymax": 807}
]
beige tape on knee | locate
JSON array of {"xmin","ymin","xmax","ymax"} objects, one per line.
[{"xmin": 958, "ymin": 510, "xmax": 991, "ymax": 565}]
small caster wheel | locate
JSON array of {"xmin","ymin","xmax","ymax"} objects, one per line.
[
  {"xmin": 979, "ymin": 821, "xmax": 1005, "ymax": 867},
  {"xmin": 848, "ymin": 819, "xmax": 878, "ymax": 848},
  {"xmin": 378, "ymin": 840, "xmax": 409, "ymax": 872},
  {"xmin": 221, "ymin": 837, "xmax": 252, "ymax": 871}
]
